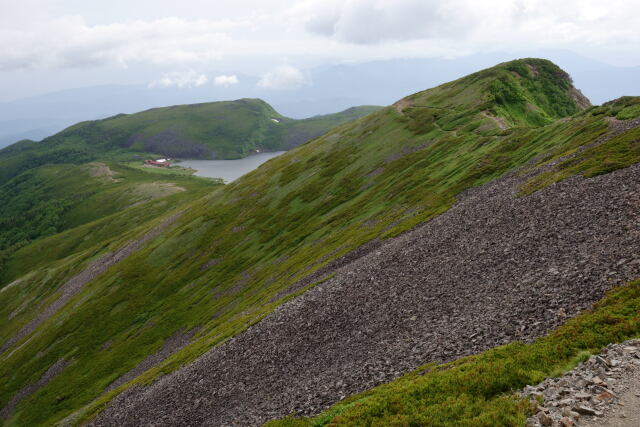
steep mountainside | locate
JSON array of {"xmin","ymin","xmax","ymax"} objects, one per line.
[
  {"xmin": 94, "ymin": 132, "xmax": 640, "ymax": 427},
  {"xmin": 0, "ymin": 100, "xmax": 380, "ymax": 183},
  {"xmin": 0, "ymin": 59, "xmax": 639, "ymax": 426}
]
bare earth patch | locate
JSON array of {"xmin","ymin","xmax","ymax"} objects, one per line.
[
  {"xmin": 393, "ymin": 98, "xmax": 414, "ymax": 114},
  {"xmin": 86, "ymin": 162, "xmax": 120, "ymax": 183},
  {"xmin": 571, "ymin": 88, "xmax": 592, "ymax": 110},
  {"xmin": 482, "ymin": 110, "xmax": 509, "ymax": 130},
  {"xmin": 132, "ymin": 182, "xmax": 185, "ymax": 199}
]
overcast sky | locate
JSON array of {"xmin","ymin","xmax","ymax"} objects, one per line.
[{"xmin": 1, "ymin": 0, "xmax": 639, "ymax": 101}]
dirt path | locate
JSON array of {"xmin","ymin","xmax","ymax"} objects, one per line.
[
  {"xmin": 392, "ymin": 99, "xmax": 456, "ymax": 115},
  {"xmin": 0, "ymin": 212, "xmax": 183, "ymax": 357},
  {"xmin": 583, "ymin": 369, "xmax": 640, "ymax": 427}
]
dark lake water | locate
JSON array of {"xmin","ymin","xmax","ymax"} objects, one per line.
[{"xmin": 179, "ymin": 151, "xmax": 285, "ymax": 183}]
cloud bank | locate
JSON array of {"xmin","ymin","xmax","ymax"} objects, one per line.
[
  {"xmin": 149, "ymin": 70, "xmax": 209, "ymax": 88},
  {"xmin": 257, "ymin": 66, "xmax": 309, "ymax": 90},
  {"xmin": 0, "ymin": 16, "xmax": 239, "ymax": 70},
  {"xmin": 292, "ymin": 0, "xmax": 468, "ymax": 44},
  {"xmin": 214, "ymin": 74, "xmax": 239, "ymax": 86},
  {"xmin": 0, "ymin": 0, "xmax": 639, "ymax": 74},
  {"xmin": 292, "ymin": 0, "xmax": 640, "ymax": 48}
]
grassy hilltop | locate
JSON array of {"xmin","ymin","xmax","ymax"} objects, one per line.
[
  {"xmin": 0, "ymin": 59, "xmax": 639, "ymax": 426},
  {"xmin": 0, "ymin": 100, "xmax": 380, "ymax": 183}
]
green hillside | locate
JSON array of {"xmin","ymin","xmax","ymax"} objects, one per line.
[
  {"xmin": 0, "ymin": 59, "xmax": 639, "ymax": 426},
  {"xmin": 0, "ymin": 162, "xmax": 219, "ymax": 286},
  {"xmin": 0, "ymin": 100, "xmax": 380, "ymax": 183}
]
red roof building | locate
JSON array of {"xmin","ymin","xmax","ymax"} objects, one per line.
[{"xmin": 144, "ymin": 159, "xmax": 172, "ymax": 167}]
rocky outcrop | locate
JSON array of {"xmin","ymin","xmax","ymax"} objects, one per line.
[
  {"xmin": 523, "ymin": 340, "xmax": 640, "ymax": 427},
  {"xmin": 91, "ymin": 145, "xmax": 640, "ymax": 426}
]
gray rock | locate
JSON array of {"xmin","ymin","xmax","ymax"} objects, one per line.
[
  {"xmin": 596, "ymin": 356, "xmax": 611, "ymax": 368},
  {"xmin": 574, "ymin": 405, "xmax": 601, "ymax": 416},
  {"xmin": 537, "ymin": 411, "xmax": 553, "ymax": 426}
]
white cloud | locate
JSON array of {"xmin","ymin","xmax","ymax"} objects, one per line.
[
  {"xmin": 148, "ymin": 70, "xmax": 209, "ymax": 88},
  {"xmin": 290, "ymin": 0, "xmax": 469, "ymax": 44},
  {"xmin": 0, "ymin": 16, "xmax": 241, "ymax": 70},
  {"xmin": 213, "ymin": 74, "xmax": 239, "ymax": 86},
  {"xmin": 257, "ymin": 65, "xmax": 309, "ymax": 90},
  {"xmin": 291, "ymin": 0, "xmax": 640, "ymax": 48}
]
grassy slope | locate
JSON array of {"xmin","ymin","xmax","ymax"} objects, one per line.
[
  {"xmin": 265, "ymin": 80, "xmax": 640, "ymax": 427},
  {"xmin": 0, "ymin": 100, "xmax": 381, "ymax": 183},
  {"xmin": 1, "ymin": 59, "xmax": 638, "ymax": 426},
  {"xmin": 102, "ymin": 102, "xmax": 381, "ymax": 157},
  {"xmin": 520, "ymin": 97, "xmax": 640, "ymax": 195},
  {"xmin": 0, "ymin": 124, "xmax": 134, "ymax": 184},
  {"xmin": 0, "ymin": 163, "xmax": 219, "ymax": 286}
]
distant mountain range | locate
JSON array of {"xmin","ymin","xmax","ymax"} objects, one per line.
[{"xmin": 0, "ymin": 50, "xmax": 637, "ymax": 149}]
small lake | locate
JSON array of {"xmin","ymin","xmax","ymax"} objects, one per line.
[{"xmin": 179, "ymin": 152, "xmax": 286, "ymax": 183}]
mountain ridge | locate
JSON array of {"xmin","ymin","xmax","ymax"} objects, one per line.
[
  {"xmin": 1, "ymin": 49, "xmax": 636, "ymax": 147},
  {"xmin": 0, "ymin": 100, "xmax": 380, "ymax": 183},
  {"xmin": 396, "ymin": 58, "xmax": 591, "ymax": 128}
]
